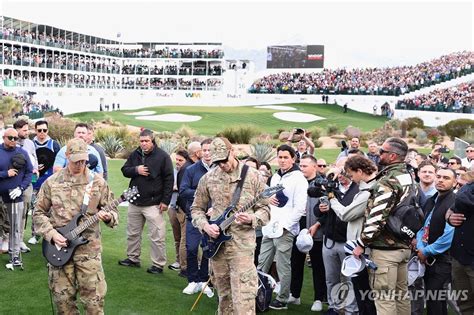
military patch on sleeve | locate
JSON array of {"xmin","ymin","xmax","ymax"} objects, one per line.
[{"xmin": 395, "ymin": 173, "xmax": 412, "ymax": 186}]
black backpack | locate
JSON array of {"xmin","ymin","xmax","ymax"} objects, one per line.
[{"xmin": 385, "ymin": 180, "xmax": 424, "ymax": 242}]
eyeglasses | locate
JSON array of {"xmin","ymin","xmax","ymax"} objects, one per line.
[
  {"xmin": 36, "ymin": 129, "xmax": 48, "ymax": 133},
  {"xmin": 317, "ymin": 164, "xmax": 327, "ymax": 168},
  {"xmin": 379, "ymin": 148, "xmax": 395, "ymax": 155},
  {"xmin": 6, "ymin": 136, "xmax": 19, "ymax": 141},
  {"xmin": 71, "ymin": 160, "xmax": 87, "ymax": 166}
]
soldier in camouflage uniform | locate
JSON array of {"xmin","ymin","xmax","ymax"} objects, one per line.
[
  {"xmin": 33, "ymin": 138, "xmax": 118, "ymax": 315},
  {"xmin": 353, "ymin": 137, "xmax": 413, "ymax": 315},
  {"xmin": 191, "ymin": 137, "xmax": 270, "ymax": 315}
]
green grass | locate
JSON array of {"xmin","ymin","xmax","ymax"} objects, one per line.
[
  {"xmin": 68, "ymin": 103, "xmax": 388, "ymax": 136},
  {"xmin": 0, "ymin": 160, "xmax": 317, "ymax": 314}
]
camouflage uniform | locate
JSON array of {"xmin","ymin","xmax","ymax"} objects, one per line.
[
  {"xmin": 357, "ymin": 162, "xmax": 413, "ymax": 315},
  {"xmin": 34, "ymin": 164, "xmax": 118, "ymax": 315},
  {"xmin": 192, "ymin": 162, "xmax": 270, "ymax": 315}
]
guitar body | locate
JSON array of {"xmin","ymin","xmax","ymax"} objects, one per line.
[
  {"xmin": 201, "ymin": 207, "xmax": 233, "ymax": 259},
  {"xmin": 42, "ymin": 212, "xmax": 89, "ymax": 267}
]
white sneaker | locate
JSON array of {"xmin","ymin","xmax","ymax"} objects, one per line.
[
  {"xmin": 20, "ymin": 242, "xmax": 31, "ymax": 253},
  {"xmin": 311, "ymin": 300, "xmax": 323, "ymax": 312},
  {"xmin": 288, "ymin": 294, "xmax": 301, "ymax": 305},
  {"xmin": 168, "ymin": 262, "xmax": 180, "ymax": 271},
  {"xmin": 273, "ymin": 282, "xmax": 281, "ymax": 295},
  {"xmin": 28, "ymin": 236, "xmax": 38, "ymax": 245},
  {"xmin": 182, "ymin": 282, "xmax": 201, "ymax": 295},
  {"xmin": 200, "ymin": 282, "xmax": 214, "ymax": 298}
]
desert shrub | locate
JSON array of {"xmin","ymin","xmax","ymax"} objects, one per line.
[
  {"xmin": 218, "ymin": 124, "xmax": 261, "ymax": 144},
  {"xmin": 101, "ymin": 135, "xmax": 123, "ymax": 158},
  {"xmin": 175, "ymin": 125, "xmax": 196, "ymax": 139},
  {"xmin": 405, "ymin": 117, "xmax": 425, "ymax": 130},
  {"xmin": 440, "ymin": 119, "xmax": 474, "ymax": 140},
  {"xmin": 343, "ymin": 126, "xmax": 362, "ymax": 139},
  {"xmin": 158, "ymin": 140, "xmax": 178, "ymax": 155},
  {"xmin": 47, "ymin": 116, "xmax": 76, "ymax": 143},
  {"xmin": 327, "ymin": 124, "xmax": 339, "ymax": 136},
  {"xmin": 425, "ymin": 128, "xmax": 442, "ymax": 144},
  {"xmin": 156, "ymin": 131, "xmax": 173, "ymax": 139},
  {"xmin": 360, "ymin": 132, "xmax": 373, "ymax": 141},
  {"xmin": 313, "ymin": 139, "xmax": 323, "ymax": 148},
  {"xmin": 305, "ymin": 126, "xmax": 323, "ymax": 141},
  {"xmin": 119, "ymin": 130, "xmax": 140, "ymax": 159},
  {"xmin": 387, "ymin": 119, "xmax": 402, "ymax": 130},
  {"xmin": 250, "ymin": 143, "xmax": 276, "ymax": 163},
  {"xmin": 400, "ymin": 120, "xmax": 408, "ymax": 138},
  {"xmin": 372, "ymin": 124, "xmax": 394, "ymax": 145}
]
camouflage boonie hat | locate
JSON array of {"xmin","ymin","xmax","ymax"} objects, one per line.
[
  {"xmin": 210, "ymin": 137, "xmax": 232, "ymax": 164},
  {"xmin": 66, "ymin": 138, "xmax": 88, "ymax": 162}
]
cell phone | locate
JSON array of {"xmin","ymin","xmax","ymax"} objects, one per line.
[{"xmin": 438, "ymin": 147, "xmax": 450, "ymax": 154}]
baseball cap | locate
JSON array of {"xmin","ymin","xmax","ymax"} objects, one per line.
[
  {"xmin": 66, "ymin": 138, "xmax": 88, "ymax": 162},
  {"xmin": 407, "ymin": 256, "xmax": 425, "ymax": 286},
  {"xmin": 341, "ymin": 255, "xmax": 366, "ymax": 278},
  {"xmin": 210, "ymin": 137, "xmax": 232, "ymax": 164},
  {"xmin": 296, "ymin": 229, "xmax": 314, "ymax": 253}
]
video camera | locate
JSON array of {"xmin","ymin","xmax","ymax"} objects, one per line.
[{"xmin": 307, "ymin": 173, "xmax": 339, "ymax": 198}]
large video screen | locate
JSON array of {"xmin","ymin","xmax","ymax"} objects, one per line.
[{"xmin": 266, "ymin": 45, "xmax": 324, "ymax": 69}]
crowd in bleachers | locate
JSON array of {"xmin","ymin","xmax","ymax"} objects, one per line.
[
  {"xmin": 397, "ymin": 81, "xmax": 473, "ymax": 113},
  {"xmin": 2, "ymin": 91, "xmax": 61, "ymax": 116},
  {"xmin": 1, "ymin": 26, "xmax": 224, "ymax": 59},
  {"xmin": 249, "ymin": 51, "xmax": 473, "ymax": 96}
]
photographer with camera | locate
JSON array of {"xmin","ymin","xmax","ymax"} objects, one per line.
[
  {"xmin": 0, "ymin": 128, "xmax": 33, "ymax": 268},
  {"xmin": 429, "ymin": 143, "xmax": 450, "ymax": 167},
  {"xmin": 286, "ymin": 128, "xmax": 315, "ymax": 161},
  {"xmin": 329, "ymin": 156, "xmax": 378, "ymax": 315},
  {"xmin": 308, "ymin": 167, "xmax": 360, "ymax": 314}
]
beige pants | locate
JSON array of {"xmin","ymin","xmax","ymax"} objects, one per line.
[
  {"xmin": 126, "ymin": 204, "xmax": 166, "ymax": 268},
  {"xmin": 369, "ymin": 248, "xmax": 411, "ymax": 315},
  {"xmin": 168, "ymin": 207, "xmax": 187, "ymax": 270}
]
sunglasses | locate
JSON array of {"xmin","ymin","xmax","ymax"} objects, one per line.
[
  {"xmin": 448, "ymin": 162, "xmax": 458, "ymax": 165},
  {"xmin": 36, "ymin": 129, "xmax": 48, "ymax": 133},
  {"xmin": 317, "ymin": 164, "xmax": 327, "ymax": 168},
  {"xmin": 6, "ymin": 136, "xmax": 19, "ymax": 141},
  {"xmin": 379, "ymin": 148, "xmax": 395, "ymax": 155}
]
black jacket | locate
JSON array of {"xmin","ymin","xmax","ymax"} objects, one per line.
[
  {"xmin": 451, "ymin": 183, "xmax": 474, "ymax": 267},
  {"xmin": 121, "ymin": 145, "xmax": 174, "ymax": 207}
]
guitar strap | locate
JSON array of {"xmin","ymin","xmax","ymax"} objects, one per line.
[
  {"xmin": 79, "ymin": 172, "xmax": 96, "ymax": 215},
  {"xmin": 229, "ymin": 164, "xmax": 249, "ymax": 210}
]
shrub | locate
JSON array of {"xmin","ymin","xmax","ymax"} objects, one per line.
[
  {"xmin": 441, "ymin": 119, "xmax": 474, "ymax": 140},
  {"xmin": 313, "ymin": 139, "xmax": 323, "ymax": 148},
  {"xmin": 400, "ymin": 120, "xmax": 408, "ymax": 138},
  {"xmin": 158, "ymin": 140, "xmax": 178, "ymax": 155},
  {"xmin": 405, "ymin": 117, "xmax": 424, "ymax": 131},
  {"xmin": 120, "ymin": 130, "xmax": 140, "ymax": 159},
  {"xmin": 175, "ymin": 125, "xmax": 196, "ymax": 139},
  {"xmin": 372, "ymin": 123, "xmax": 394, "ymax": 145},
  {"xmin": 387, "ymin": 119, "xmax": 402, "ymax": 130},
  {"xmin": 47, "ymin": 116, "xmax": 76, "ymax": 143},
  {"xmin": 425, "ymin": 128, "xmax": 442, "ymax": 144},
  {"xmin": 343, "ymin": 126, "xmax": 362, "ymax": 139},
  {"xmin": 100, "ymin": 135, "xmax": 123, "ymax": 158},
  {"xmin": 416, "ymin": 129, "xmax": 429, "ymax": 146},
  {"xmin": 327, "ymin": 124, "xmax": 339, "ymax": 136},
  {"xmin": 218, "ymin": 124, "xmax": 261, "ymax": 144},
  {"xmin": 305, "ymin": 126, "xmax": 323, "ymax": 141},
  {"xmin": 250, "ymin": 143, "xmax": 276, "ymax": 163}
]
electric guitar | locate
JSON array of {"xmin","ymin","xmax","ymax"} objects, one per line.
[
  {"xmin": 42, "ymin": 186, "xmax": 139, "ymax": 267},
  {"xmin": 201, "ymin": 184, "xmax": 284, "ymax": 259}
]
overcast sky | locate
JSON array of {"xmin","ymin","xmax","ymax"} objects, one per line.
[{"xmin": 1, "ymin": 0, "xmax": 472, "ymax": 68}]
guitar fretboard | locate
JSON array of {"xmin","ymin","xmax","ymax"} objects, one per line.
[
  {"xmin": 66, "ymin": 198, "xmax": 122, "ymax": 240},
  {"xmin": 219, "ymin": 193, "xmax": 266, "ymax": 230}
]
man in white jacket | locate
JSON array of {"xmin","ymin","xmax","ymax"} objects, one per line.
[{"xmin": 257, "ymin": 144, "xmax": 308, "ymax": 310}]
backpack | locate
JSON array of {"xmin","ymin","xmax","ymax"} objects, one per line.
[
  {"xmin": 385, "ymin": 180, "xmax": 424, "ymax": 242},
  {"xmin": 256, "ymin": 270, "xmax": 276, "ymax": 312}
]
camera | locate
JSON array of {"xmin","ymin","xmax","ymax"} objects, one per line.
[
  {"xmin": 294, "ymin": 128, "xmax": 304, "ymax": 135},
  {"xmin": 438, "ymin": 147, "xmax": 450, "ymax": 154},
  {"xmin": 307, "ymin": 173, "xmax": 339, "ymax": 198}
]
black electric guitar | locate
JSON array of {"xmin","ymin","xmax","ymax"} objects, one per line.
[
  {"xmin": 201, "ymin": 184, "xmax": 284, "ymax": 259},
  {"xmin": 42, "ymin": 186, "xmax": 139, "ymax": 267}
]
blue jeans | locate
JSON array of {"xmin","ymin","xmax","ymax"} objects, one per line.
[{"xmin": 185, "ymin": 220, "xmax": 209, "ymax": 283}]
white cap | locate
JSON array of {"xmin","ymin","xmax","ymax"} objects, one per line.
[
  {"xmin": 296, "ymin": 229, "xmax": 314, "ymax": 253},
  {"xmin": 407, "ymin": 256, "xmax": 426, "ymax": 286},
  {"xmin": 341, "ymin": 255, "xmax": 366, "ymax": 278}
]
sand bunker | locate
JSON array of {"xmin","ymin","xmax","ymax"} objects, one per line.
[
  {"xmin": 273, "ymin": 112, "xmax": 325, "ymax": 122},
  {"xmin": 254, "ymin": 105, "xmax": 297, "ymax": 111},
  {"xmin": 125, "ymin": 111, "xmax": 156, "ymax": 116},
  {"xmin": 136, "ymin": 113, "xmax": 202, "ymax": 122}
]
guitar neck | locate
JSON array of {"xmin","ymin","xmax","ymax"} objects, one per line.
[
  {"xmin": 220, "ymin": 193, "xmax": 265, "ymax": 230},
  {"xmin": 69, "ymin": 198, "xmax": 121, "ymax": 239}
]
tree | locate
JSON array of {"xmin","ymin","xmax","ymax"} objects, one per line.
[{"xmin": 0, "ymin": 96, "xmax": 22, "ymax": 118}]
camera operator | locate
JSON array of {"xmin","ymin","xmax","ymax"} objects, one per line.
[
  {"xmin": 308, "ymin": 167, "xmax": 360, "ymax": 314},
  {"xmin": 329, "ymin": 156, "xmax": 378, "ymax": 315},
  {"xmin": 286, "ymin": 128, "xmax": 315, "ymax": 161},
  {"xmin": 446, "ymin": 179, "xmax": 474, "ymax": 314}
]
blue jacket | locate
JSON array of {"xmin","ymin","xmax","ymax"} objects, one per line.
[
  {"xmin": 179, "ymin": 160, "xmax": 209, "ymax": 217},
  {"xmin": 0, "ymin": 144, "xmax": 33, "ymax": 202}
]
